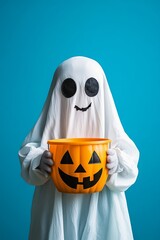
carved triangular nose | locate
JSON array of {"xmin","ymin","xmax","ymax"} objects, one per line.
[{"xmin": 75, "ymin": 164, "xmax": 86, "ymax": 173}]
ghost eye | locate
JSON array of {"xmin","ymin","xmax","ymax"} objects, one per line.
[
  {"xmin": 88, "ymin": 151, "xmax": 101, "ymax": 164},
  {"xmin": 85, "ymin": 78, "xmax": 99, "ymax": 97},
  {"xmin": 61, "ymin": 78, "xmax": 77, "ymax": 98}
]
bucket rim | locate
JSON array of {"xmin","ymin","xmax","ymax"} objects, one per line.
[{"xmin": 47, "ymin": 138, "xmax": 111, "ymax": 146}]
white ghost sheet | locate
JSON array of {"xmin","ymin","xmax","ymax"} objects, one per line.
[{"xmin": 19, "ymin": 56, "xmax": 139, "ymax": 240}]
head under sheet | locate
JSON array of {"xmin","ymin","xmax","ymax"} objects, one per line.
[{"xmin": 24, "ymin": 56, "xmax": 125, "ymax": 149}]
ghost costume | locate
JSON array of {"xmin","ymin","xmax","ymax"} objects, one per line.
[{"xmin": 18, "ymin": 56, "xmax": 139, "ymax": 240}]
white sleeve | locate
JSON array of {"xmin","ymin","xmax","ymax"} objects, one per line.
[
  {"xmin": 18, "ymin": 142, "xmax": 50, "ymax": 186},
  {"xmin": 106, "ymin": 136, "xmax": 139, "ymax": 192}
]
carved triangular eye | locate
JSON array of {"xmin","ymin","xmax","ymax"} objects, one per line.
[
  {"xmin": 88, "ymin": 151, "xmax": 101, "ymax": 164},
  {"xmin": 61, "ymin": 151, "xmax": 73, "ymax": 164}
]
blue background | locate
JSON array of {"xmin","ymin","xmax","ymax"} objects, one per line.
[{"xmin": 0, "ymin": 0, "xmax": 160, "ymax": 239}]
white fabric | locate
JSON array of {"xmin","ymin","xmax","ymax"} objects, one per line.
[
  {"xmin": 18, "ymin": 56, "xmax": 139, "ymax": 240},
  {"xmin": 107, "ymin": 149, "xmax": 122, "ymax": 175}
]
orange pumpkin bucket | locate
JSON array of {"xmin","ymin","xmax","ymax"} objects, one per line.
[{"xmin": 48, "ymin": 138, "xmax": 111, "ymax": 194}]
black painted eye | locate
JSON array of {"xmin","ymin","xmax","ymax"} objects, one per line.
[
  {"xmin": 88, "ymin": 151, "xmax": 101, "ymax": 164},
  {"xmin": 61, "ymin": 78, "xmax": 77, "ymax": 98},
  {"xmin": 61, "ymin": 151, "xmax": 73, "ymax": 164},
  {"xmin": 85, "ymin": 78, "xmax": 99, "ymax": 97}
]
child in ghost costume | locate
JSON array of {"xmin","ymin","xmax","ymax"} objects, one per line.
[{"xmin": 18, "ymin": 56, "xmax": 139, "ymax": 240}]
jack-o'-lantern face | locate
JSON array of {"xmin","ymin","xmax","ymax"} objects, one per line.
[
  {"xmin": 48, "ymin": 138, "xmax": 110, "ymax": 194},
  {"xmin": 59, "ymin": 150, "xmax": 103, "ymax": 190}
]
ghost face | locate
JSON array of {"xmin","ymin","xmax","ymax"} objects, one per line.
[
  {"xmin": 61, "ymin": 77, "xmax": 99, "ymax": 112},
  {"xmin": 49, "ymin": 57, "xmax": 105, "ymax": 138}
]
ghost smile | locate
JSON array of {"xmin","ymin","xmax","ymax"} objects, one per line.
[
  {"xmin": 74, "ymin": 103, "xmax": 92, "ymax": 112},
  {"xmin": 58, "ymin": 167, "xmax": 102, "ymax": 189}
]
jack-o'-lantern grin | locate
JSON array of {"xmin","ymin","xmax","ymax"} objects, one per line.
[{"xmin": 58, "ymin": 167, "xmax": 103, "ymax": 189}]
